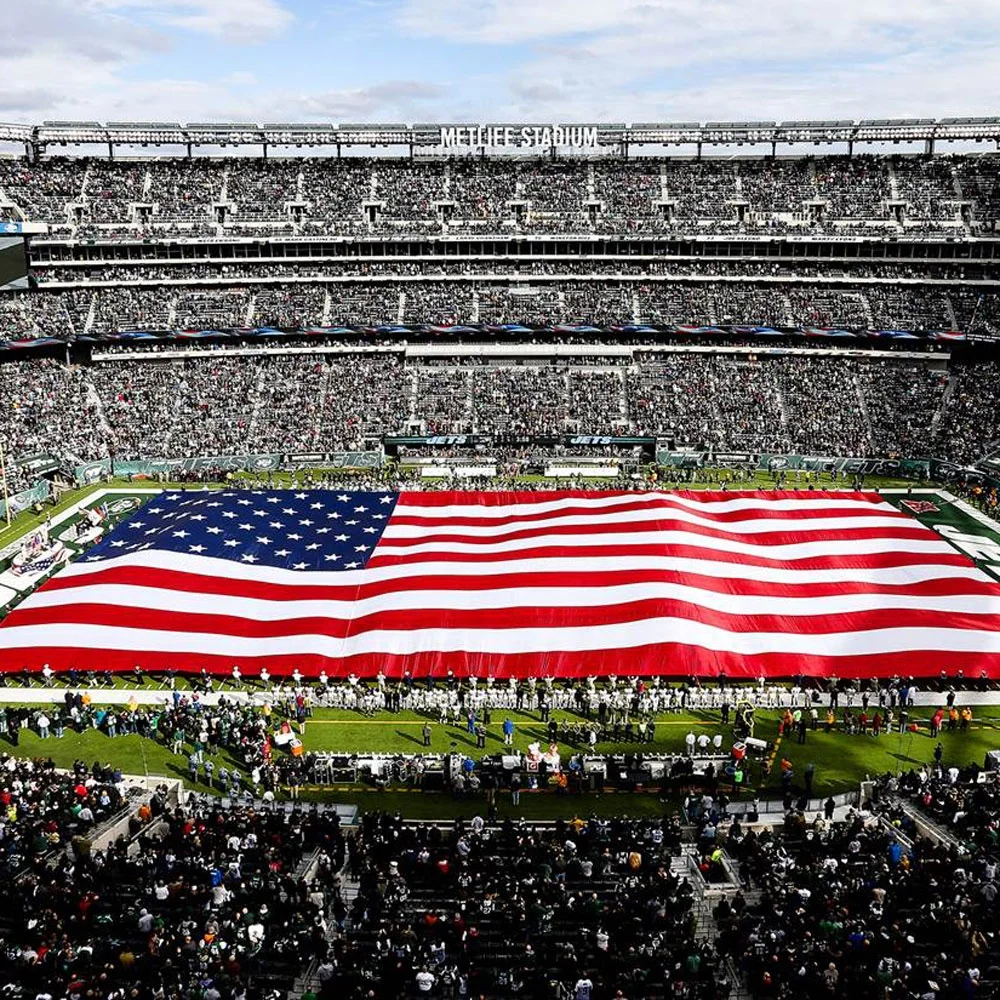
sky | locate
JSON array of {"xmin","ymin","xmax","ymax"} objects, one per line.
[{"xmin": 2, "ymin": 0, "xmax": 999, "ymax": 126}]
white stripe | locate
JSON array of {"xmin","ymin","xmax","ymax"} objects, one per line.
[
  {"xmin": 2, "ymin": 619, "xmax": 999, "ymax": 658},
  {"xmin": 395, "ymin": 492, "xmax": 899, "ymax": 520},
  {"xmin": 382, "ymin": 510, "xmax": 916, "ymax": 540},
  {"xmin": 53, "ymin": 549, "xmax": 991, "ymax": 588},
  {"xmin": 374, "ymin": 530, "xmax": 957, "ymax": 561},
  {"xmin": 23, "ymin": 581, "xmax": 1000, "ymax": 622}
]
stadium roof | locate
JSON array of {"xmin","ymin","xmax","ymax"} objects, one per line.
[{"xmin": 2, "ymin": 117, "xmax": 999, "ymax": 151}]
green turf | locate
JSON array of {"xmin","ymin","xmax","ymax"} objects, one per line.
[
  {"xmin": 4, "ymin": 704, "xmax": 998, "ymax": 805},
  {"xmin": 3, "ymin": 479, "xmax": 996, "ymax": 819}
]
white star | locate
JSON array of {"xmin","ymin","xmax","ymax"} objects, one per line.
[
  {"xmin": 224, "ymin": 540, "xmax": 239, "ymax": 548},
  {"xmin": 269, "ymin": 521, "xmax": 284, "ymax": 529},
  {"xmin": 275, "ymin": 548, "xmax": 291, "ymax": 557},
  {"xmin": 346, "ymin": 519, "xmax": 358, "ymax": 526},
  {"xmin": 237, "ymin": 499, "xmax": 253, "ymax": 506},
  {"xmin": 345, "ymin": 561, "xmax": 360, "ymax": 569},
  {"xmin": 206, "ymin": 502, "xmax": 222, "ymax": 508},
  {"xmin": 110, "ymin": 540, "xmax": 126, "ymax": 548},
  {"xmin": 363, "ymin": 526, "xmax": 377, "ymax": 534},
  {"xmin": 256, "ymin": 536, "xmax": 273, "ymax": 545},
  {"xmin": 222, "ymin": 511, "xmax": 237, "ymax": 519},
  {"xmin": 354, "ymin": 505, "xmax": 368, "ymax": 513},
  {"xmin": 317, "ymin": 527, "xmax": 331, "ymax": 535},
  {"xmin": 354, "ymin": 544, "xmax": 369, "ymax": 552},
  {"xmin": 207, "ymin": 526, "xmax": 222, "ymax": 535},
  {"xmin": 189, "ymin": 544, "xmax": 207, "ymax": 554},
  {"xmin": 324, "ymin": 553, "xmax": 340, "ymax": 562},
  {"xmin": 306, "ymin": 543, "xmax": 320, "ymax": 551},
  {"xmin": 172, "ymin": 530, "xmax": 190, "ymax": 539},
  {"xmin": 310, "ymin": 502, "xmax": 324, "ymax": 510},
  {"xmin": 238, "ymin": 523, "xmax": 253, "ymax": 531},
  {"xmin": 241, "ymin": 553, "xmax": 259, "ymax": 563},
  {"xmin": 326, "ymin": 512, "xmax": 341, "ymax": 520},
  {"xmin": 379, "ymin": 496, "xmax": 393, "ymax": 504},
  {"xmin": 338, "ymin": 494, "xmax": 350, "ymax": 502},
  {"xmin": 295, "ymin": 493, "xmax": 307, "ymax": 500},
  {"xmin": 189, "ymin": 514, "xmax": 206, "ymax": 522},
  {"xmin": 288, "ymin": 532, "xmax": 302, "ymax": 541},
  {"xmin": 299, "ymin": 518, "xmax": 314, "ymax": 526},
  {"xmin": 372, "ymin": 514, "xmax": 386, "ymax": 520},
  {"xmin": 148, "ymin": 507, "xmax": 163, "ymax": 514},
  {"xmin": 144, "ymin": 528, "xmax": 158, "ymax": 535},
  {"xmin": 335, "ymin": 534, "xmax": 348, "ymax": 542},
  {"xmin": 129, "ymin": 521, "xmax": 145, "ymax": 529},
  {"xmin": 292, "ymin": 561, "xmax": 308, "ymax": 570},
  {"xmin": 267, "ymin": 497, "xmax": 280, "ymax": 504},
  {"xmin": 282, "ymin": 508, "xmax": 295, "ymax": 515}
]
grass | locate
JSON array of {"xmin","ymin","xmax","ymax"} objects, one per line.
[
  {"xmin": 4, "ymin": 703, "xmax": 998, "ymax": 818},
  {"xmin": 2, "ymin": 478, "xmax": 992, "ymax": 819}
]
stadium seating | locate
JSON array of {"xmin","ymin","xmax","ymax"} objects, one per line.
[
  {"xmin": 2, "ymin": 350, "xmax": 991, "ymax": 466},
  {"xmin": 0, "ymin": 152, "xmax": 991, "ymax": 235}
]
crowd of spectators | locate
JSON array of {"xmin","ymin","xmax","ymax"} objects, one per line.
[
  {"xmin": 0, "ymin": 783, "xmax": 343, "ymax": 1000},
  {"xmin": 0, "ymin": 351, "xmax": 981, "ymax": 473},
  {"xmin": 718, "ymin": 764, "xmax": 1000, "ymax": 998},
  {"xmin": 0, "ymin": 754, "xmax": 126, "ymax": 877},
  {"xmin": 0, "ymin": 153, "xmax": 990, "ymax": 235},
  {"xmin": 341, "ymin": 811, "xmax": 723, "ymax": 999}
]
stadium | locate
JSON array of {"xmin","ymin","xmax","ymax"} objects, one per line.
[{"xmin": 1, "ymin": 109, "xmax": 1000, "ymax": 1000}]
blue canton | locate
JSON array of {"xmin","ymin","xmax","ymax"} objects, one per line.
[{"xmin": 82, "ymin": 491, "xmax": 399, "ymax": 571}]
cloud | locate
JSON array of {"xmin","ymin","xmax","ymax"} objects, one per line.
[
  {"xmin": 0, "ymin": 89, "xmax": 73, "ymax": 114},
  {"xmin": 394, "ymin": 0, "xmax": 1000, "ymax": 124},
  {"xmin": 282, "ymin": 81, "xmax": 450, "ymax": 120},
  {"xmin": 88, "ymin": 0, "xmax": 293, "ymax": 43}
]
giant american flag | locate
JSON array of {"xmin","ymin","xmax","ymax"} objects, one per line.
[{"xmin": 2, "ymin": 488, "xmax": 1000, "ymax": 678}]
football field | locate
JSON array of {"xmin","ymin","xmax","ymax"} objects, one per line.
[
  {"xmin": 3, "ymin": 479, "xmax": 1000, "ymax": 678},
  {"xmin": 0, "ymin": 480, "xmax": 998, "ymax": 814}
]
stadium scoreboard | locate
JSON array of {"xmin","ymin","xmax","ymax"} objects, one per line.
[
  {"xmin": 0, "ymin": 237, "xmax": 28, "ymax": 291},
  {"xmin": 0, "ymin": 222, "xmax": 46, "ymax": 292}
]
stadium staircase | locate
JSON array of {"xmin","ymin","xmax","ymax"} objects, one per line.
[
  {"xmin": 82, "ymin": 292, "xmax": 98, "ymax": 335},
  {"xmin": 165, "ymin": 294, "xmax": 178, "ymax": 329},
  {"xmin": 944, "ymin": 293, "xmax": 959, "ymax": 331},
  {"xmin": 858, "ymin": 290, "xmax": 876, "ymax": 329},
  {"xmin": 931, "ymin": 372, "xmax": 959, "ymax": 436},
  {"xmin": 852, "ymin": 375, "xmax": 876, "ymax": 451},
  {"xmin": 289, "ymin": 838, "xmax": 356, "ymax": 1000}
]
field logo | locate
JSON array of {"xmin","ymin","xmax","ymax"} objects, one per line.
[
  {"xmin": 933, "ymin": 523, "xmax": 1000, "ymax": 580},
  {"xmin": 104, "ymin": 497, "xmax": 140, "ymax": 516},
  {"xmin": 902, "ymin": 500, "xmax": 939, "ymax": 513}
]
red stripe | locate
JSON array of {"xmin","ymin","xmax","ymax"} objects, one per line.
[
  {"xmin": 367, "ymin": 541, "xmax": 972, "ymax": 569},
  {"xmin": 380, "ymin": 521, "xmax": 933, "ymax": 549},
  {"xmin": 396, "ymin": 488, "xmax": 891, "ymax": 508},
  {"xmin": 8, "ymin": 599, "xmax": 1000, "ymax": 642},
  {"xmin": 37, "ymin": 563, "xmax": 999, "ymax": 603},
  {"xmin": 5, "ymin": 644, "xmax": 1000, "ymax": 680},
  {"xmin": 390, "ymin": 495, "xmax": 909, "ymax": 527}
]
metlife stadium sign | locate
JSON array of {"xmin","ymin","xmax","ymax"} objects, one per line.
[{"xmin": 439, "ymin": 125, "xmax": 600, "ymax": 150}]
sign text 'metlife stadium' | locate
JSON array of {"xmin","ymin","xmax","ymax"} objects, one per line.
[{"xmin": 439, "ymin": 125, "xmax": 599, "ymax": 150}]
